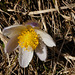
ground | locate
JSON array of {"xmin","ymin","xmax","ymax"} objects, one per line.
[{"xmin": 0, "ymin": 0, "xmax": 75, "ymax": 75}]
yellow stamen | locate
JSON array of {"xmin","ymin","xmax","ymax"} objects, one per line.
[{"xmin": 18, "ymin": 26, "xmax": 39, "ymax": 51}]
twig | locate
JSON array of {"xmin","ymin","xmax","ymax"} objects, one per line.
[
  {"xmin": 0, "ymin": 9, "xmax": 18, "ymax": 24},
  {"xmin": 55, "ymin": 0, "xmax": 71, "ymax": 20},
  {"xmin": 38, "ymin": 0, "xmax": 47, "ymax": 32},
  {"xmin": 7, "ymin": 3, "xmax": 75, "ymax": 15},
  {"xmin": 62, "ymin": 0, "xmax": 75, "ymax": 13}
]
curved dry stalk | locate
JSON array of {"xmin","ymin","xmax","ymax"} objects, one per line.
[
  {"xmin": 7, "ymin": 3, "xmax": 75, "ymax": 15},
  {"xmin": 38, "ymin": 0, "xmax": 47, "ymax": 32}
]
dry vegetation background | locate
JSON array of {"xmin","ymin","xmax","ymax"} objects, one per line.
[{"xmin": 0, "ymin": 0, "xmax": 75, "ymax": 75}]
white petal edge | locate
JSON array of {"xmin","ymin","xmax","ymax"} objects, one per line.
[
  {"xmin": 35, "ymin": 29, "xmax": 56, "ymax": 47},
  {"xmin": 35, "ymin": 42, "xmax": 47, "ymax": 61},
  {"xmin": 18, "ymin": 47, "xmax": 34, "ymax": 68},
  {"xmin": 5, "ymin": 35, "xmax": 19, "ymax": 53},
  {"xmin": 3, "ymin": 25, "xmax": 26, "ymax": 38}
]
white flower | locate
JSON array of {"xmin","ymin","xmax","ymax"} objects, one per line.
[{"xmin": 3, "ymin": 21, "xmax": 56, "ymax": 68}]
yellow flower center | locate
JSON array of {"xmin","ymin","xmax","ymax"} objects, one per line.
[{"xmin": 18, "ymin": 26, "xmax": 39, "ymax": 51}]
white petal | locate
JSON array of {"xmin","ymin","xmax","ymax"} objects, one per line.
[
  {"xmin": 18, "ymin": 47, "xmax": 33, "ymax": 68},
  {"xmin": 5, "ymin": 35, "xmax": 18, "ymax": 53},
  {"xmin": 35, "ymin": 29, "xmax": 56, "ymax": 47},
  {"xmin": 35, "ymin": 42, "xmax": 47, "ymax": 61},
  {"xmin": 3, "ymin": 25, "xmax": 26, "ymax": 38}
]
